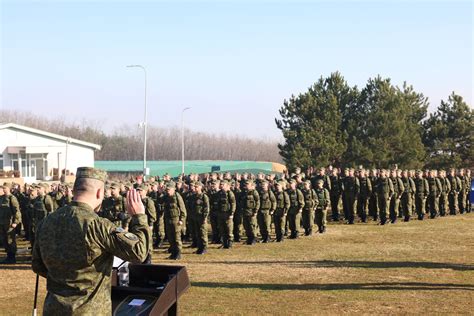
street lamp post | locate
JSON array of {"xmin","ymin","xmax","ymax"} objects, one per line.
[
  {"xmin": 181, "ymin": 107, "xmax": 191, "ymax": 175},
  {"xmin": 126, "ymin": 65, "xmax": 148, "ymax": 179}
]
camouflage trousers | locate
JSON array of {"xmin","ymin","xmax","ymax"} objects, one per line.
[
  {"xmin": 165, "ymin": 218, "xmax": 182, "ymax": 254},
  {"xmin": 458, "ymin": 191, "xmax": 467, "ymax": 213},
  {"xmin": 189, "ymin": 216, "xmax": 208, "ymax": 250},
  {"xmin": 389, "ymin": 197, "xmax": 401, "ymax": 221},
  {"xmin": 439, "ymin": 193, "xmax": 448, "ymax": 216},
  {"xmin": 0, "ymin": 225, "xmax": 17, "ymax": 255},
  {"xmin": 233, "ymin": 210, "xmax": 243, "ymax": 241},
  {"xmin": 301, "ymin": 208, "xmax": 314, "ymax": 231},
  {"xmin": 415, "ymin": 195, "xmax": 427, "ymax": 218},
  {"xmin": 210, "ymin": 212, "xmax": 219, "ymax": 242},
  {"xmin": 242, "ymin": 214, "xmax": 257, "ymax": 242},
  {"xmin": 357, "ymin": 196, "xmax": 370, "ymax": 221},
  {"xmin": 343, "ymin": 194, "xmax": 357, "ymax": 222},
  {"xmin": 153, "ymin": 214, "xmax": 165, "ymax": 244},
  {"xmin": 257, "ymin": 210, "xmax": 272, "ymax": 240},
  {"xmin": 315, "ymin": 207, "xmax": 327, "ymax": 228},
  {"xmin": 273, "ymin": 214, "xmax": 286, "ymax": 241},
  {"xmin": 218, "ymin": 213, "xmax": 234, "ymax": 244},
  {"xmin": 377, "ymin": 195, "xmax": 390, "ymax": 222},
  {"xmin": 287, "ymin": 211, "xmax": 302, "ymax": 236},
  {"xmin": 400, "ymin": 193, "xmax": 413, "ymax": 218},
  {"xmin": 427, "ymin": 194, "xmax": 439, "ymax": 218},
  {"xmin": 330, "ymin": 194, "xmax": 341, "ymax": 221},
  {"xmin": 448, "ymin": 192, "xmax": 459, "ymax": 215}
]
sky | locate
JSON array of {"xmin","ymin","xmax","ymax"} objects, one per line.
[{"xmin": 1, "ymin": 0, "xmax": 472, "ymax": 140}]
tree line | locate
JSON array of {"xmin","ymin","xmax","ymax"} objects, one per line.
[
  {"xmin": 276, "ymin": 72, "xmax": 473, "ymax": 170},
  {"xmin": 1, "ymin": 110, "xmax": 282, "ymax": 162}
]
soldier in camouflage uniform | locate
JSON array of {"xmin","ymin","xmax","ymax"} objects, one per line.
[
  {"xmin": 358, "ymin": 169, "xmax": 372, "ymax": 223},
  {"xmin": 329, "ymin": 168, "xmax": 342, "ymax": 221},
  {"xmin": 209, "ymin": 180, "xmax": 221, "ymax": 244},
  {"xmin": 400, "ymin": 170, "xmax": 416, "ymax": 222},
  {"xmin": 414, "ymin": 170, "xmax": 429, "ymax": 220},
  {"xmin": 389, "ymin": 169, "xmax": 404, "ymax": 223},
  {"xmin": 257, "ymin": 180, "xmax": 276, "ymax": 242},
  {"xmin": 287, "ymin": 180, "xmax": 305, "ymax": 239},
  {"xmin": 217, "ymin": 180, "xmax": 236, "ymax": 248},
  {"xmin": 342, "ymin": 168, "xmax": 360, "ymax": 224},
  {"xmin": 153, "ymin": 182, "xmax": 166, "ymax": 248},
  {"xmin": 241, "ymin": 180, "xmax": 260, "ymax": 245},
  {"xmin": 426, "ymin": 170, "xmax": 442, "ymax": 219},
  {"xmin": 30, "ymin": 183, "xmax": 54, "ymax": 246},
  {"xmin": 163, "ymin": 181, "xmax": 187, "ymax": 260},
  {"xmin": 459, "ymin": 169, "xmax": 470, "ymax": 213},
  {"xmin": 369, "ymin": 169, "xmax": 379, "ymax": 221},
  {"xmin": 438, "ymin": 170, "xmax": 450, "ymax": 217},
  {"xmin": 375, "ymin": 169, "xmax": 394, "ymax": 225},
  {"xmin": 137, "ymin": 183, "xmax": 157, "ymax": 263},
  {"xmin": 465, "ymin": 169, "xmax": 472, "ymax": 213},
  {"xmin": 447, "ymin": 168, "xmax": 461, "ymax": 215},
  {"xmin": 301, "ymin": 180, "xmax": 316, "ymax": 236},
  {"xmin": 273, "ymin": 181, "xmax": 290, "ymax": 242},
  {"xmin": 101, "ymin": 182, "xmax": 126, "ymax": 228},
  {"xmin": 314, "ymin": 179, "xmax": 330, "ymax": 233},
  {"xmin": 187, "ymin": 182, "xmax": 210, "ymax": 254},
  {"xmin": 0, "ymin": 183, "xmax": 22, "ymax": 264},
  {"xmin": 32, "ymin": 167, "xmax": 151, "ymax": 315},
  {"xmin": 232, "ymin": 180, "xmax": 244, "ymax": 242}
]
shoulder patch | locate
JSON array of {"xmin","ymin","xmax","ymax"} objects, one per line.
[{"xmin": 124, "ymin": 232, "xmax": 139, "ymax": 241}]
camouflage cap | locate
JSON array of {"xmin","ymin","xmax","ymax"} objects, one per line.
[
  {"xmin": 166, "ymin": 181, "xmax": 176, "ymax": 189},
  {"xmin": 194, "ymin": 181, "xmax": 204, "ymax": 187},
  {"xmin": 304, "ymin": 180, "xmax": 311, "ymax": 186},
  {"xmin": 1, "ymin": 182, "xmax": 12, "ymax": 189},
  {"xmin": 221, "ymin": 180, "xmax": 230, "ymax": 185},
  {"xmin": 76, "ymin": 167, "xmax": 107, "ymax": 183},
  {"xmin": 316, "ymin": 179, "xmax": 324, "ymax": 185},
  {"xmin": 109, "ymin": 182, "xmax": 120, "ymax": 189},
  {"xmin": 137, "ymin": 183, "xmax": 149, "ymax": 191}
]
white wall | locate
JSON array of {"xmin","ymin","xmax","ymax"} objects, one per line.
[{"xmin": 0, "ymin": 127, "xmax": 97, "ymax": 177}]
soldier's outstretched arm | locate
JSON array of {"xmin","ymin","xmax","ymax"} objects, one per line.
[{"xmin": 91, "ymin": 189, "xmax": 151, "ymax": 264}]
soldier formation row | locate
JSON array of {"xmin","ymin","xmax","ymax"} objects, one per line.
[{"xmin": 0, "ymin": 167, "xmax": 472, "ymax": 262}]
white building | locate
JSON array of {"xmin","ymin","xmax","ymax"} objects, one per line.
[{"xmin": 0, "ymin": 123, "xmax": 101, "ymax": 182}]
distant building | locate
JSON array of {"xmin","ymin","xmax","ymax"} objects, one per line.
[{"xmin": 0, "ymin": 123, "xmax": 101, "ymax": 182}]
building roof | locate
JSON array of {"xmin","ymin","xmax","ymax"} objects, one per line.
[{"xmin": 0, "ymin": 123, "xmax": 102, "ymax": 150}]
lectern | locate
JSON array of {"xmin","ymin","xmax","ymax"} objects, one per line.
[{"xmin": 111, "ymin": 264, "xmax": 190, "ymax": 316}]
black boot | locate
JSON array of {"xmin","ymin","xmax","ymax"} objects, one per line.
[
  {"xmin": 196, "ymin": 248, "xmax": 207, "ymax": 255},
  {"xmin": 404, "ymin": 216, "xmax": 410, "ymax": 222},
  {"xmin": 168, "ymin": 251, "xmax": 181, "ymax": 260}
]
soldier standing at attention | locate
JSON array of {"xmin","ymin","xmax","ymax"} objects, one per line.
[
  {"xmin": 217, "ymin": 180, "xmax": 236, "ymax": 248},
  {"xmin": 0, "ymin": 183, "xmax": 21, "ymax": 264},
  {"xmin": 187, "ymin": 182, "xmax": 210, "ymax": 254},
  {"xmin": 163, "ymin": 182, "xmax": 187, "ymax": 260},
  {"xmin": 465, "ymin": 169, "xmax": 471, "ymax": 213},
  {"xmin": 414, "ymin": 170, "xmax": 429, "ymax": 220},
  {"xmin": 369, "ymin": 169, "xmax": 379, "ymax": 221},
  {"xmin": 311, "ymin": 167, "xmax": 331, "ymax": 192},
  {"xmin": 389, "ymin": 169, "xmax": 404, "ymax": 223},
  {"xmin": 438, "ymin": 170, "xmax": 450, "ymax": 217},
  {"xmin": 137, "ymin": 183, "xmax": 157, "ymax": 264},
  {"xmin": 209, "ymin": 180, "xmax": 221, "ymax": 244},
  {"xmin": 342, "ymin": 168, "xmax": 360, "ymax": 225},
  {"xmin": 102, "ymin": 182, "xmax": 126, "ymax": 228},
  {"xmin": 314, "ymin": 179, "xmax": 330, "ymax": 233},
  {"xmin": 458, "ymin": 169, "xmax": 469, "ymax": 213},
  {"xmin": 232, "ymin": 180, "xmax": 244, "ymax": 242},
  {"xmin": 329, "ymin": 168, "xmax": 342, "ymax": 222},
  {"xmin": 32, "ymin": 167, "xmax": 151, "ymax": 315},
  {"xmin": 426, "ymin": 170, "xmax": 442, "ymax": 219},
  {"xmin": 447, "ymin": 168, "xmax": 461, "ymax": 215},
  {"xmin": 273, "ymin": 182, "xmax": 290, "ymax": 242},
  {"xmin": 301, "ymin": 180, "xmax": 317, "ymax": 236},
  {"xmin": 241, "ymin": 180, "xmax": 260, "ymax": 245},
  {"xmin": 400, "ymin": 170, "xmax": 416, "ymax": 222},
  {"xmin": 257, "ymin": 180, "xmax": 276, "ymax": 242},
  {"xmin": 287, "ymin": 180, "xmax": 305, "ymax": 239},
  {"xmin": 357, "ymin": 169, "xmax": 372, "ymax": 223},
  {"xmin": 376, "ymin": 169, "xmax": 394, "ymax": 225}
]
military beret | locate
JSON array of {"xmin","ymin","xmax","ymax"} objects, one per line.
[
  {"xmin": 166, "ymin": 181, "xmax": 176, "ymax": 189},
  {"xmin": 76, "ymin": 167, "xmax": 107, "ymax": 183}
]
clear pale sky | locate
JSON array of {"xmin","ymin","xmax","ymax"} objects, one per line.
[{"xmin": 1, "ymin": 0, "xmax": 472, "ymax": 140}]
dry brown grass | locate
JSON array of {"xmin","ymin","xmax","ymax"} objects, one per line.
[{"xmin": 1, "ymin": 214, "xmax": 473, "ymax": 315}]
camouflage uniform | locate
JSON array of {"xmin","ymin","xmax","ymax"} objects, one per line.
[
  {"xmin": 287, "ymin": 184, "xmax": 304, "ymax": 238},
  {"xmin": 217, "ymin": 186, "xmax": 236, "ymax": 248},
  {"xmin": 257, "ymin": 184, "xmax": 276, "ymax": 242},
  {"xmin": 0, "ymin": 186, "xmax": 21, "ymax": 263},
  {"xmin": 241, "ymin": 184, "xmax": 260, "ymax": 245},
  {"xmin": 31, "ymin": 167, "xmax": 151, "ymax": 315},
  {"xmin": 273, "ymin": 184, "xmax": 290, "ymax": 242},
  {"xmin": 187, "ymin": 187, "xmax": 210, "ymax": 253},
  {"xmin": 163, "ymin": 187, "xmax": 187, "ymax": 258}
]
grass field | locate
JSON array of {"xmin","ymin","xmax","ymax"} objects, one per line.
[{"xmin": 1, "ymin": 213, "xmax": 473, "ymax": 315}]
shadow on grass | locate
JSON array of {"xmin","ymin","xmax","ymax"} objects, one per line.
[
  {"xmin": 192, "ymin": 281, "xmax": 474, "ymax": 291},
  {"xmin": 189, "ymin": 260, "xmax": 474, "ymax": 271},
  {"xmin": 0, "ymin": 264, "xmax": 32, "ymax": 270}
]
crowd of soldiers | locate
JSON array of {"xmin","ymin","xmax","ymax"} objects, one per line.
[{"xmin": 0, "ymin": 166, "xmax": 472, "ymax": 263}]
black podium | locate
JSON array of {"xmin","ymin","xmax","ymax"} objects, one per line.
[{"xmin": 111, "ymin": 264, "xmax": 190, "ymax": 316}]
